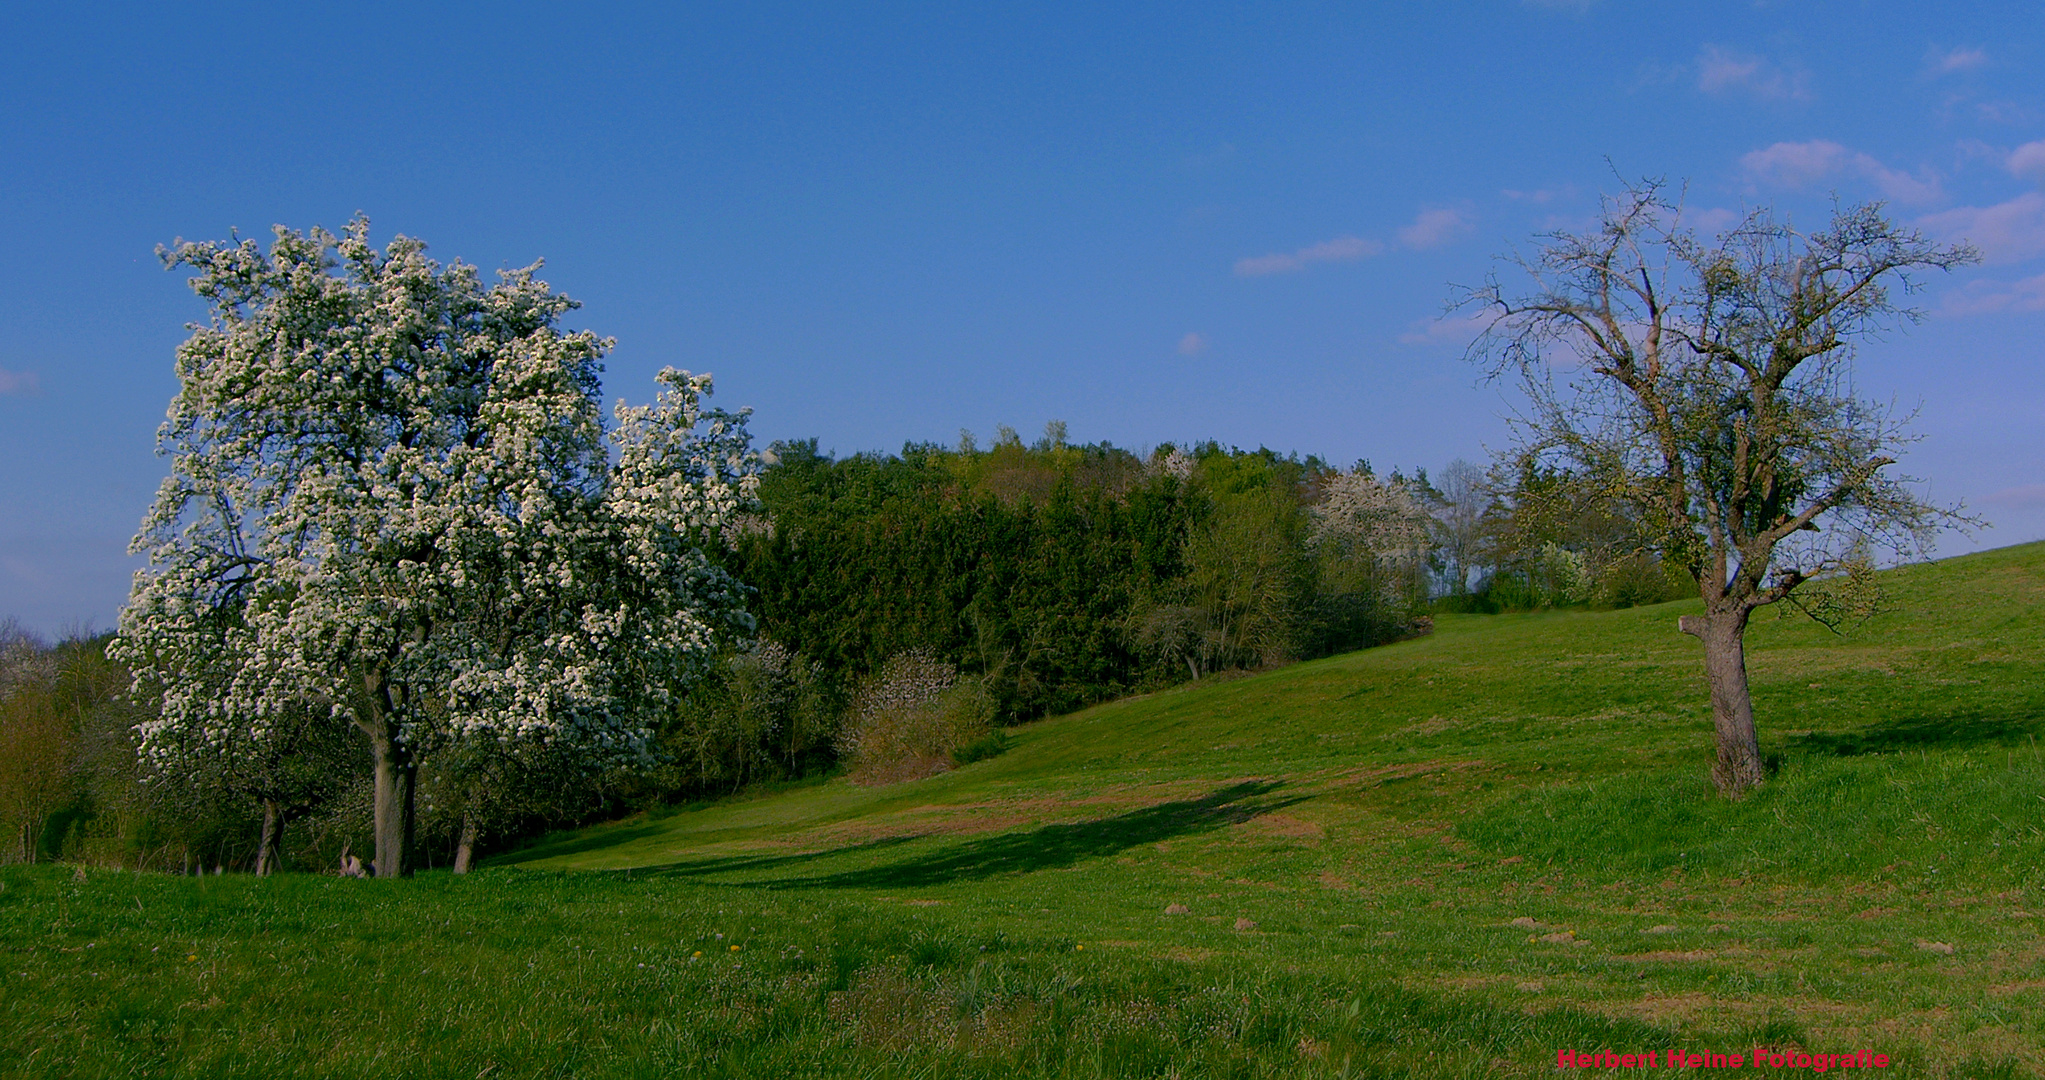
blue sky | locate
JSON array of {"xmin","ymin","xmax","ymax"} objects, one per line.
[{"xmin": 2, "ymin": 2, "xmax": 2041, "ymax": 634}]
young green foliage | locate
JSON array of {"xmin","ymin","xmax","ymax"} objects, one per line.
[{"xmin": 1464, "ymin": 181, "xmax": 1977, "ymax": 794}]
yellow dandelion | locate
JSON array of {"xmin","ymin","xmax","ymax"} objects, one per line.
[{"xmin": 729, "ymin": 944, "xmax": 740, "ymax": 951}]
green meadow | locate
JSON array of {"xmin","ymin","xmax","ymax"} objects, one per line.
[{"xmin": 6, "ymin": 543, "xmax": 2044, "ymax": 1078}]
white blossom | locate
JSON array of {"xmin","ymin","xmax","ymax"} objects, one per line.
[
  {"xmin": 1307, "ymin": 471, "xmax": 1433, "ymax": 573},
  {"xmin": 115, "ymin": 219, "xmax": 758, "ymax": 874}
]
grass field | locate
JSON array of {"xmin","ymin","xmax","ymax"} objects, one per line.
[{"xmin": 6, "ymin": 543, "xmax": 2044, "ymax": 1078}]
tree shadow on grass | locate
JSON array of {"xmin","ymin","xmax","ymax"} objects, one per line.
[
  {"xmin": 492, "ymin": 817, "xmax": 687, "ymax": 866},
  {"xmin": 1785, "ymin": 708, "xmax": 2045, "ymax": 757},
  {"xmin": 639, "ymin": 780, "xmax": 1305, "ymax": 889}
]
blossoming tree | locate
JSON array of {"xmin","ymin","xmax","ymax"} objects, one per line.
[{"xmin": 116, "ymin": 219, "xmax": 758, "ymax": 876}]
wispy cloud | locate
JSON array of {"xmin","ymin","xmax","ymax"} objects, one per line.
[
  {"xmin": 2009, "ymin": 141, "xmax": 2045, "ymax": 184},
  {"xmin": 1927, "ymin": 46, "xmax": 1989, "ymax": 75},
  {"xmin": 1940, "ymin": 272, "xmax": 2045, "ymax": 316},
  {"xmin": 1696, "ymin": 45, "xmax": 1810, "ymax": 103},
  {"xmin": 1973, "ymin": 100, "xmax": 2035, "ymax": 126},
  {"xmin": 1679, "ymin": 206, "xmax": 1743, "ymax": 234},
  {"xmin": 1502, "ymin": 186, "xmax": 1572, "ymax": 204},
  {"xmin": 1397, "ymin": 207, "xmax": 1475, "ymax": 250},
  {"xmin": 1176, "ymin": 332, "xmax": 1207, "ymax": 356},
  {"xmin": 1739, "ymin": 140, "xmax": 1943, "ymax": 204},
  {"xmin": 1398, "ymin": 312, "xmax": 1492, "ymax": 347},
  {"xmin": 1983, "ymin": 483, "xmax": 2045, "ymax": 509},
  {"xmin": 0, "ymin": 368, "xmax": 40, "ymax": 396},
  {"xmin": 1920, "ymin": 192, "xmax": 2045, "ymax": 264},
  {"xmin": 1234, "ymin": 235, "xmax": 1382, "ymax": 277}
]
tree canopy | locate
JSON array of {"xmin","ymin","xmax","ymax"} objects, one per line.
[
  {"xmin": 116, "ymin": 219, "xmax": 758, "ymax": 876},
  {"xmin": 1464, "ymin": 181, "xmax": 1976, "ymax": 795}
]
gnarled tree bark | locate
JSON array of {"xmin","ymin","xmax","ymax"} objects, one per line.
[
  {"xmin": 254, "ymin": 798, "xmax": 282, "ymax": 876},
  {"xmin": 453, "ymin": 810, "xmax": 479, "ymax": 875},
  {"xmin": 1678, "ymin": 611, "xmax": 1764, "ymax": 793},
  {"xmin": 360, "ymin": 716, "xmax": 416, "ymax": 878}
]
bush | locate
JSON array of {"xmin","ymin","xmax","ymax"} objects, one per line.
[
  {"xmin": 1592, "ymin": 552, "xmax": 1691, "ymax": 609},
  {"xmin": 836, "ymin": 651, "xmax": 995, "ymax": 784},
  {"xmin": 949, "ymin": 728, "xmax": 1009, "ymax": 766}
]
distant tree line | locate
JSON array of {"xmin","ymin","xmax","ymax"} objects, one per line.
[
  {"xmin": 0, "ymin": 427, "xmax": 1710, "ymax": 874},
  {"xmin": 0, "ymin": 425, "xmax": 1716, "ymax": 873},
  {"xmin": 639, "ymin": 427, "xmax": 1437, "ymax": 797}
]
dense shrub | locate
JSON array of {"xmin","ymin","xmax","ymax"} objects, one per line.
[{"xmin": 836, "ymin": 651, "xmax": 995, "ymax": 785}]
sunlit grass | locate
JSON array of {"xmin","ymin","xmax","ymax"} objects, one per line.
[{"xmin": 6, "ymin": 543, "xmax": 2043, "ymax": 1077}]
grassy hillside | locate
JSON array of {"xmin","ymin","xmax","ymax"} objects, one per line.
[{"xmin": 6, "ymin": 543, "xmax": 2043, "ymax": 1078}]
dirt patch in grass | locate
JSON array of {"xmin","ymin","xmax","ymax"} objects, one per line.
[
  {"xmin": 1237, "ymin": 814, "xmax": 1325, "ymax": 841},
  {"xmin": 1321, "ymin": 759, "xmax": 1487, "ymax": 791},
  {"xmin": 1589, "ymin": 991, "xmax": 1771, "ymax": 1028}
]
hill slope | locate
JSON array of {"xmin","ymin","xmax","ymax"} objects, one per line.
[
  {"xmin": 495, "ymin": 543, "xmax": 2045, "ymax": 1071},
  {"xmin": 516, "ymin": 541, "xmax": 2045, "ymax": 881},
  {"xmin": 7, "ymin": 544, "xmax": 2040, "ymax": 1079}
]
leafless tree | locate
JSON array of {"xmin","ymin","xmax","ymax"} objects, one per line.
[
  {"xmin": 1463, "ymin": 179, "xmax": 1976, "ymax": 796},
  {"xmin": 1430, "ymin": 459, "xmax": 1490, "ymax": 595}
]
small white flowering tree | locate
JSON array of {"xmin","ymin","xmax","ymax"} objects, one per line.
[
  {"xmin": 116, "ymin": 219, "xmax": 758, "ymax": 876},
  {"xmin": 1307, "ymin": 470, "xmax": 1434, "ymax": 605}
]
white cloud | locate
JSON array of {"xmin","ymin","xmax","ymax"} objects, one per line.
[
  {"xmin": 1739, "ymin": 140, "xmax": 1943, "ymax": 205},
  {"xmin": 1233, "ymin": 234, "xmax": 1382, "ymax": 277},
  {"xmin": 1928, "ymin": 46, "xmax": 1989, "ymax": 75},
  {"xmin": 1940, "ymin": 272, "xmax": 2045, "ymax": 316},
  {"xmin": 1397, "ymin": 207, "xmax": 1475, "ymax": 250},
  {"xmin": 1398, "ymin": 312, "xmax": 1493, "ymax": 347},
  {"xmin": 1983, "ymin": 483, "xmax": 2045, "ymax": 508},
  {"xmin": 1741, "ymin": 139, "xmax": 1851, "ymax": 186},
  {"xmin": 0, "ymin": 368, "xmax": 39, "ymax": 396},
  {"xmin": 2009, "ymin": 141, "xmax": 2045, "ymax": 184},
  {"xmin": 1502, "ymin": 187, "xmax": 1572, "ymax": 204},
  {"xmin": 1697, "ymin": 45, "xmax": 1810, "ymax": 103},
  {"xmin": 1920, "ymin": 192, "xmax": 2045, "ymax": 264},
  {"xmin": 1974, "ymin": 100, "xmax": 2035, "ymax": 126},
  {"xmin": 1177, "ymin": 332, "xmax": 1207, "ymax": 356},
  {"xmin": 1679, "ymin": 206, "xmax": 1742, "ymax": 234}
]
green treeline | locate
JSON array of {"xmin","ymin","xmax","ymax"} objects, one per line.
[
  {"xmin": 745, "ymin": 433, "xmax": 1433, "ymax": 709},
  {"xmin": 633, "ymin": 430, "xmax": 1436, "ymax": 800},
  {"xmin": 2, "ymin": 427, "xmax": 1698, "ymax": 874}
]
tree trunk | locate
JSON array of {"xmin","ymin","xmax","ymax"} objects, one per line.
[
  {"xmin": 365, "ymin": 723, "xmax": 417, "ymax": 878},
  {"xmin": 453, "ymin": 810, "xmax": 478, "ymax": 875},
  {"xmin": 1678, "ymin": 611, "xmax": 1765, "ymax": 796},
  {"xmin": 254, "ymin": 798, "xmax": 282, "ymax": 877}
]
